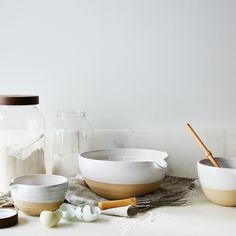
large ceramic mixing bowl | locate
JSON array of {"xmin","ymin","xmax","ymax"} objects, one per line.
[
  {"xmin": 79, "ymin": 148, "xmax": 168, "ymax": 199},
  {"xmin": 10, "ymin": 174, "xmax": 68, "ymax": 216},
  {"xmin": 198, "ymin": 157, "xmax": 236, "ymax": 206}
]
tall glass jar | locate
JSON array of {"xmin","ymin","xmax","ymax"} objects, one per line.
[
  {"xmin": 0, "ymin": 95, "xmax": 46, "ymax": 192},
  {"xmin": 52, "ymin": 110, "xmax": 91, "ymax": 178}
]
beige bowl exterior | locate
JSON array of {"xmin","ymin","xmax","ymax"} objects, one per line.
[
  {"xmin": 14, "ymin": 201, "xmax": 63, "ymax": 216},
  {"xmin": 201, "ymin": 187, "xmax": 236, "ymax": 207},
  {"xmin": 198, "ymin": 158, "xmax": 236, "ymax": 206},
  {"xmin": 85, "ymin": 178, "xmax": 161, "ymax": 200}
]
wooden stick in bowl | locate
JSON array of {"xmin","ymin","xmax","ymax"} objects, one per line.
[{"xmin": 186, "ymin": 123, "xmax": 220, "ymax": 167}]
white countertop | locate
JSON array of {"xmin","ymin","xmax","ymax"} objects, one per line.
[{"xmin": 2, "ymin": 185, "xmax": 236, "ymax": 236}]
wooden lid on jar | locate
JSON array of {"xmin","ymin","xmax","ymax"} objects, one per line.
[{"xmin": 0, "ymin": 95, "xmax": 39, "ymax": 105}]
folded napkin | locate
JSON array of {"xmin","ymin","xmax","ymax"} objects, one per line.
[{"xmin": 0, "ymin": 191, "xmax": 13, "ymax": 208}]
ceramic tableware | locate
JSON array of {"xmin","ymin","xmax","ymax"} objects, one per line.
[
  {"xmin": 79, "ymin": 148, "xmax": 168, "ymax": 199},
  {"xmin": 10, "ymin": 174, "xmax": 68, "ymax": 216},
  {"xmin": 198, "ymin": 157, "xmax": 236, "ymax": 206},
  {"xmin": 0, "ymin": 209, "xmax": 18, "ymax": 228}
]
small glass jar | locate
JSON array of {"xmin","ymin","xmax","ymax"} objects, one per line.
[
  {"xmin": 52, "ymin": 110, "xmax": 91, "ymax": 177},
  {"xmin": 0, "ymin": 95, "xmax": 46, "ymax": 192}
]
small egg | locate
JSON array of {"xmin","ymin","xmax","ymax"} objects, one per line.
[{"xmin": 40, "ymin": 209, "xmax": 62, "ymax": 227}]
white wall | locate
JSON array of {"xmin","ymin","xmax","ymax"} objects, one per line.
[{"xmin": 0, "ymin": 0, "xmax": 235, "ymax": 129}]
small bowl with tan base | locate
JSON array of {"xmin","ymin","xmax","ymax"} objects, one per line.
[
  {"xmin": 10, "ymin": 174, "xmax": 68, "ymax": 216},
  {"xmin": 79, "ymin": 149, "xmax": 168, "ymax": 199},
  {"xmin": 198, "ymin": 157, "xmax": 236, "ymax": 206}
]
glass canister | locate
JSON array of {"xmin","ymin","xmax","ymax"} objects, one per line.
[
  {"xmin": 0, "ymin": 95, "xmax": 46, "ymax": 192},
  {"xmin": 52, "ymin": 110, "xmax": 91, "ymax": 178}
]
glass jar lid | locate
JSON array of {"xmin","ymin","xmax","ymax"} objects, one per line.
[
  {"xmin": 57, "ymin": 110, "xmax": 86, "ymax": 119},
  {"xmin": 0, "ymin": 95, "xmax": 39, "ymax": 105}
]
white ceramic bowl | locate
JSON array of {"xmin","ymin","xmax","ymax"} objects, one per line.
[
  {"xmin": 198, "ymin": 157, "xmax": 236, "ymax": 206},
  {"xmin": 10, "ymin": 174, "xmax": 68, "ymax": 216},
  {"xmin": 79, "ymin": 148, "xmax": 168, "ymax": 199}
]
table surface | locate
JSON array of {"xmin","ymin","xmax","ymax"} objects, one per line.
[{"xmin": 2, "ymin": 185, "xmax": 236, "ymax": 236}]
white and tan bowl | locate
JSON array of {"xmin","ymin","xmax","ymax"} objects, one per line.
[
  {"xmin": 198, "ymin": 157, "xmax": 236, "ymax": 206},
  {"xmin": 79, "ymin": 148, "xmax": 168, "ymax": 199},
  {"xmin": 10, "ymin": 174, "xmax": 68, "ymax": 216}
]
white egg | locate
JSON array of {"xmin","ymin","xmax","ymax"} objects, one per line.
[{"xmin": 40, "ymin": 209, "xmax": 62, "ymax": 227}]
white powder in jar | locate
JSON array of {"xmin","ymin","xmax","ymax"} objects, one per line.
[{"xmin": 0, "ymin": 130, "xmax": 45, "ymax": 192}]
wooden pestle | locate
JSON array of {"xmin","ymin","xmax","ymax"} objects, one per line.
[{"xmin": 186, "ymin": 123, "xmax": 220, "ymax": 167}]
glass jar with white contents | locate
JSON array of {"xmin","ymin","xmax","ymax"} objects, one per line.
[
  {"xmin": 0, "ymin": 95, "xmax": 46, "ymax": 192},
  {"xmin": 52, "ymin": 110, "xmax": 91, "ymax": 178}
]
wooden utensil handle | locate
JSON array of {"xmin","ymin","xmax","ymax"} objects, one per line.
[
  {"xmin": 186, "ymin": 123, "xmax": 210, "ymax": 155},
  {"xmin": 98, "ymin": 197, "xmax": 137, "ymax": 210},
  {"xmin": 186, "ymin": 123, "xmax": 220, "ymax": 167}
]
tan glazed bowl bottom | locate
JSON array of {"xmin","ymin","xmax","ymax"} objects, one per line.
[
  {"xmin": 85, "ymin": 178, "xmax": 161, "ymax": 199},
  {"xmin": 14, "ymin": 201, "xmax": 63, "ymax": 216},
  {"xmin": 202, "ymin": 187, "xmax": 236, "ymax": 207}
]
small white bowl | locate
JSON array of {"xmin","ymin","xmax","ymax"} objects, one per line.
[
  {"xmin": 198, "ymin": 157, "xmax": 236, "ymax": 206},
  {"xmin": 79, "ymin": 148, "xmax": 168, "ymax": 199},
  {"xmin": 10, "ymin": 174, "xmax": 68, "ymax": 216}
]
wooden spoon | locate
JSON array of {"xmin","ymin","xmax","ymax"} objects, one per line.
[{"xmin": 186, "ymin": 123, "xmax": 220, "ymax": 167}]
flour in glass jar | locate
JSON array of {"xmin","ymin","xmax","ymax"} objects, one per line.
[{"xmin": 0, "ymin": 130, "xmax": 45, "ymax": 193}]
